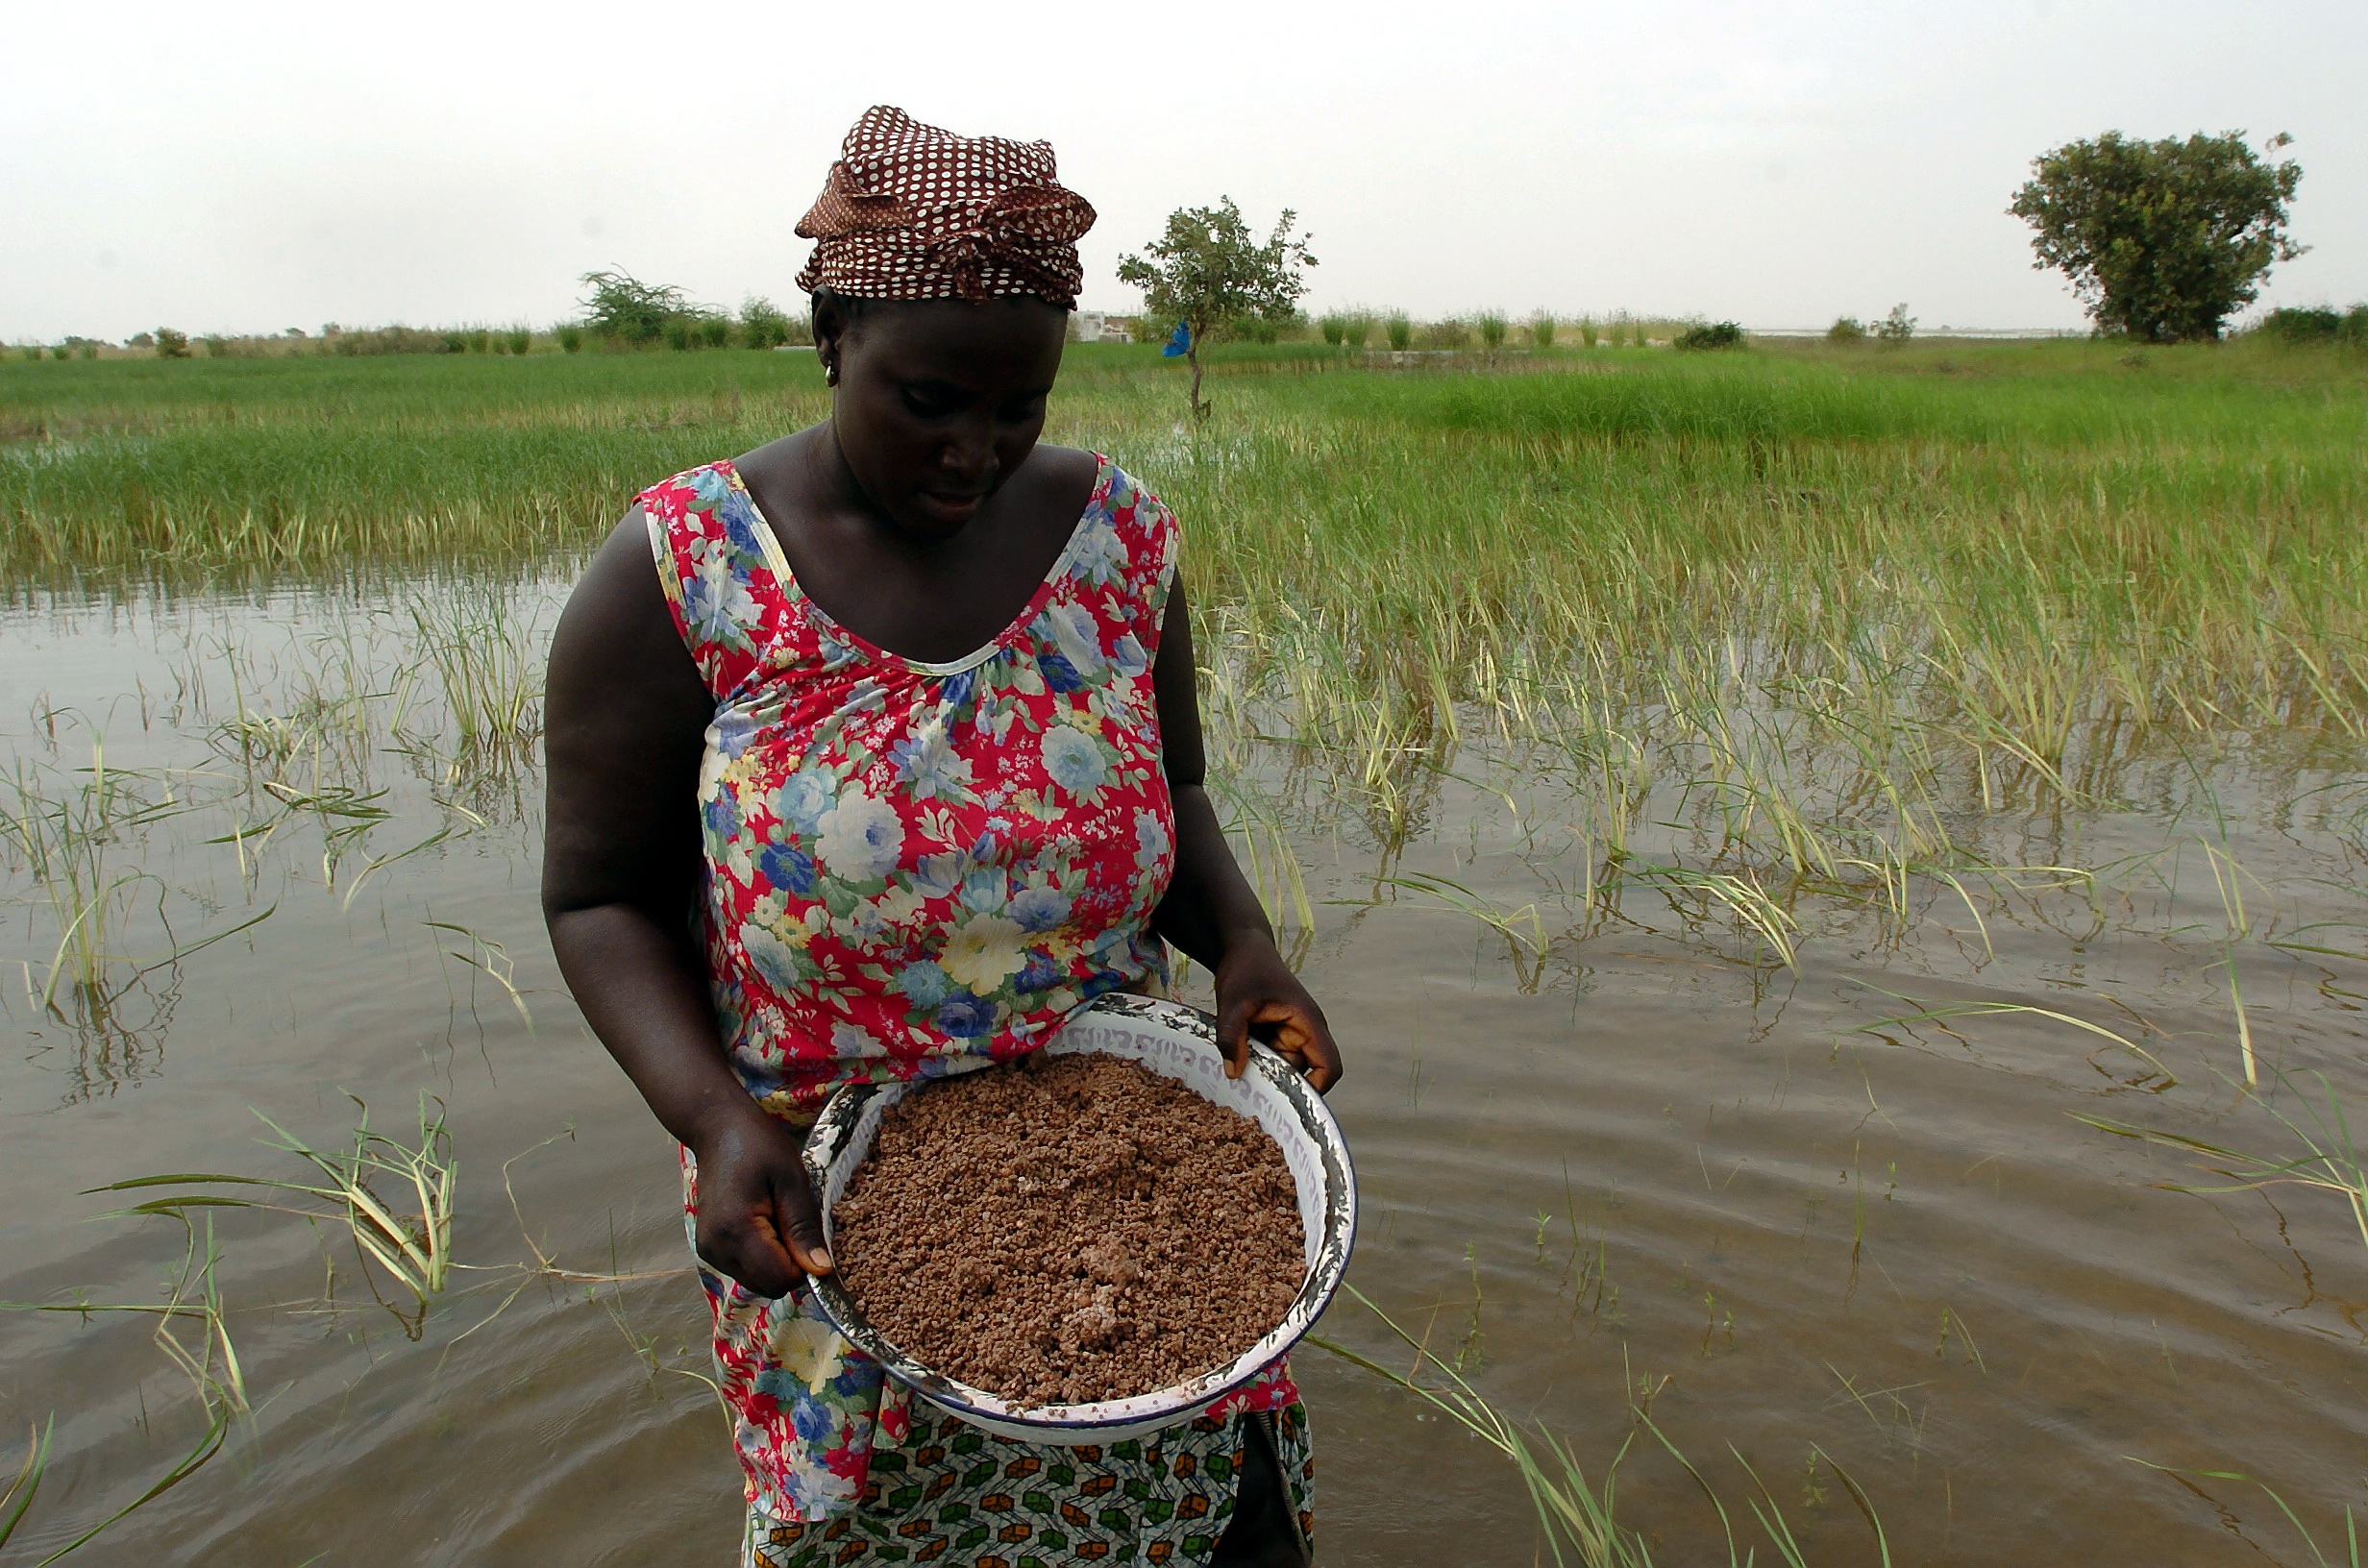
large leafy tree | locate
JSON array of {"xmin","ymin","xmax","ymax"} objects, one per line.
[
  {"xmin": 2009, "ymin": 131, "xmax": 2304, "ymax": 342},
  {"xmin": 1118, "ymin": 199, "xmax": 1315, "ymax": 419}
]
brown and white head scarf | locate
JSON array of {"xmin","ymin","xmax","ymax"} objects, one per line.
[{"xmin": 794, "ymin": 106, "xmax": 1095, "ymax": 308}]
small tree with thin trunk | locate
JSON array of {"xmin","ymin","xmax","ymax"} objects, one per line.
[
  {"xmin": 2010, "ymin": 131, "xmax": 2304, "ymax": 342},
  {"xmin": 1117, "ymin": 198, "xmax": 1315, "ymax": 420}
]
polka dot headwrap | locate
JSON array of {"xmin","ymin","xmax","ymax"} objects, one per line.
[{"xmin": 794, "ymin": 106, "xmax": 1095, "ymax": 308}]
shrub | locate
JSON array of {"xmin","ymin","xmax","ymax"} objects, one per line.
[
  {"xmin": 580, "ymin": 268, "xmax": 686, "ymax": 345},
  {"xmin": 17, "ymin": 345, "xmax": 38, "ymax": 361},
  {"xmin": 1318, "ymin": 313, "xmax": 1346, "ymax": 346},
  {"xmin": 2259, "ymin": 306, "xmax": 2343, "ymax": 343},
  {"xmin": 506, "ymin": 327, "xmax": 531, "ymax": 355},
  {"xmin": 1422, "ymin": 316, "xmax": 1473, "ymax": 351},
  {"xmin": 1828, "ymin": 316, "xmax": 1866, "ymax": 343},
  {"xmin": 1342, "ymin": 312, "xmax": 1373, "ymax": 349},
  {"xmin": 662, "ymin": 317, "xmax": 694, "ymax": 351},
  {"xmin": 1478, "ymin": 311, "xmax": 1508, "ymax": 351},
  {"xmin": 1876, "ymin": 304, "xmax": 1915, "ymax": 343},
  {"xmin": 2349, "ymin": 305, "xmax": 2368, "ymax": 344},
  {"xmin": 54, "ymin": 345, "xmax": 76, "ymax": 361},
  {"xmin": 1386, "ymin": 312, "xmax": 1413, "ymax": 351},
  {"xmin": 557, "ymin": 325, "xmax": 585, "ymax": 354},
  {"xmin": 697, "ymin": 314, "xmax": 730, "ymax": 350},
  {"xmin": 1579, "ymin": 318, "xmax": 1597, "ymax": 348},
  {"xmin": 1674, "ymin": 321, "xmax": 1745, "ymax": 351},
  {"xmin": 740, "ymin": 296, "xmax": 793, "ymax": 349},
  {"xmin": 78, "ymin": 342, "xmax": 98, "ymax": 360},
  {"xmin": 1530, "ymin": 313, "xmax": 1557, "ymax": 349},
  {"xmin": 469, "ymin": 328, "xmax": 492, "ymax": 354}
]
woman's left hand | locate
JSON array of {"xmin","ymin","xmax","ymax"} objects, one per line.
[{"xmin": 1214, "ymin": 937, "xmax": 1343, "ymax": 1092}]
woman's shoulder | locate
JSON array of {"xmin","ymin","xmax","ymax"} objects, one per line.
[
  {"xmin": 1029, "ymin": 446, "xmax": 1172, "ymax": 533},
  {"xmin": 636, "ymin": 456, "xmax": 744, "ymax": 520}
]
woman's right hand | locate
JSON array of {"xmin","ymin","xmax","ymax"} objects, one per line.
[{"xmin": 689, "ymin": 1104, "xmax": 834, "ymax": 1300}]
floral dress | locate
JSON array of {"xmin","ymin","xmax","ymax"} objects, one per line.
[{"xmin": 642, "ymin": 457, "xmax": 1313, "ymax": 1566}]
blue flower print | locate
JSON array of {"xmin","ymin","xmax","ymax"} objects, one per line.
[
  {"xmin": 1110, "ymin": 632, "xmax": 1149, "ymax": 679},
  {"xmin": 940, "ymin": 667, "xmax": 977, "ymax": 714},
  {"xmin": 719, "ymin": 489, "xmax": 768, "ymax": 557},
  {"xmin": 759, "ymin": 842, "xmax": 817, "ymax": 896},
  {"xmin": 710, "ymin": 705, "xmax": 758, "ymax": 761},
  {"xmin": 894, "ymin": 961, "xmax": 953, "ymax": 1009},
  {"xmin": 1009, "ymin": 884, "xmax": 1072, "ymax": 932},
  {"xmin": 960, "ymin": 868, "xmax": 1008, "ymax": 914},
  {"xmin": 704, "ymin": 787, "xmax": 742, "ymax": 843},
  {"xmin": 1016, "ymin": 950, "xmax": 1061, "ymax": 992},
  {"xmin": 788, "ymin": 1391, "xmax": 835, "ymax": 1442},
  {"xmin": 1039, "ymin": 650, "xmax": 1084, "ymax": 693},
  {"xmin": 937, "ymin": 994, "xmax": 998, "ymax": 1037},
  {"xmin": 777, "ymin": 771, "xmax": 832, "ymax": 834}
]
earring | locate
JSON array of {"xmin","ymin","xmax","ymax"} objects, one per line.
[{"xmin": 824, "ymin": 358, "xmax": 840, "ymax": 385}]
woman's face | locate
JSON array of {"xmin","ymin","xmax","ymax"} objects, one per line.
[{"xmin": 820, "ymin": 296, "xmax": 1070, "ymax": 542}]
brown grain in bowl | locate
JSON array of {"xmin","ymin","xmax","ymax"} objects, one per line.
[{"xmin": 830, "ymin": 1052, "xmax": 1306, "ymax": 1408}]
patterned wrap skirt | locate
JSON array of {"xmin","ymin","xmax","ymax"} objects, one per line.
[{"xmin": 740, "ymin": 1403, "xmax": 1314, "ymax": 1567}]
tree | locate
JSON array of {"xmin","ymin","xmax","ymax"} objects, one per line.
[
  {"xmin": 579, "ymin": 268, "xmax": 687, "ymax": 345},
  {"xmin": 1117, "ymin": 198, "xmax": 1315, "ymax": 419},
  {"xmin": 2010, "ymin": 131, "xmax": 2304, "ymax": 342}
]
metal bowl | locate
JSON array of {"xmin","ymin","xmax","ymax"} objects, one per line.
[{"xmin": 804, "ymin": 992, "xmax": 1357, "ymax": 1444}]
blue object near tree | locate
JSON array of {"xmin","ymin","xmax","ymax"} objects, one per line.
[{"xmin": 1161, "ymin": 322, "xmax": 1191, "ymax": 357}]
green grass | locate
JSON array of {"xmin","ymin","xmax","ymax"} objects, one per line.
[{"xmin": 8, "ymin": 339, "xmax": 2365, "ymax": 891}]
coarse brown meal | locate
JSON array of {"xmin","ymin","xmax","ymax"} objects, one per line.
[{"xmin": 830, "ymin": 1051, "xmax": 1307, "ymax": 1409}]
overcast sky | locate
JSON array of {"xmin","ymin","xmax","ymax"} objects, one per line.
[{"xmin": 6, "ymin": 0, "xmax": 2363, "ymax": 341}]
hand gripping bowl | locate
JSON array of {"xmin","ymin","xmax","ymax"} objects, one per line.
[{"xmin": 803, "ymin": 992, "xmax": 1357, "ymax": 1444}]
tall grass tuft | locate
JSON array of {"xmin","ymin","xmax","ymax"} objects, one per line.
[
  {"xmin": 96, "ymin": 1096, "xmax": 459, "ymax": 1337},
  {"xmin": 1313, "ymin": 1286, "xmax": 1891, "ymax": 1567},
  {"xmin": 1531, "ymin": 313, "xmax": 1557, "ymax": 349},
  {"xmin": 1386, "ymin": 312, "xmax": 1413, "ymax": 352}
]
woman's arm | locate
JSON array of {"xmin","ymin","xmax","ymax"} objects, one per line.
[
  {"xmin": 540, "ymin": 514, "xmax": 831, "ymax": 1297},
  {"xmin": 1148, "ymin": 577, "xmax": 1344, "ymax": 1091}
]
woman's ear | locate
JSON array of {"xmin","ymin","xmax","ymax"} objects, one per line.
[{"xmin": 811, "ymin": 294, "xmax": 851, "ymax": 385}]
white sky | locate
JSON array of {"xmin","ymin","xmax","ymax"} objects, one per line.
[{"xmin": 5, "ymin": 0, "xmax": 2363, "ymax": 341}]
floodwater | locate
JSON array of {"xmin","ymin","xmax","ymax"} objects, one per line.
[{"xmin": 4, "ymin": 579, "xmax": 2366, "ymax": 1566}]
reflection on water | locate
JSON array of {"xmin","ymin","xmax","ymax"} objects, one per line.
[{"xmin": 4, "ymin": 578, "xmax": 2367, "ymax": 1565}]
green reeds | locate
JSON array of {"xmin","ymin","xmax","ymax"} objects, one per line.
[
  {"xmin": 95, "ymin": 1096, "xmax": 458, "ymax": 1336},
  {"xmin": 1313, "ymin": 1286, "xmax": 1891, "ymax": 1567},
  {"xmin": 2078, "ymin": 1066, "xmax": 2368, "ymax": 1259},
  {"xmin": 0, "ymin": 1220, "xmax": 247, "ymax": 1563}
]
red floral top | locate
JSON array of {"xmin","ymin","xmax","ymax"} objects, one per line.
[{"xmin": 642, "ymin": 454, "xmax": 1180, "ymax": 1115}]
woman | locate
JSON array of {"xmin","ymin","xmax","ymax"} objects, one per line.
[{"xmin": 541, "ymin": 107, "xmax": 1344, "ymax": 1568}]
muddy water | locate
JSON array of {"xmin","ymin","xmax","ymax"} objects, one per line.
[{"xmin": 4, "ymin": 582, "xmax": 2365, "ymax": 1565}]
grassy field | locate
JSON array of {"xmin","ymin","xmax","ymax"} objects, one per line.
[{"xmin": 12, "ymin": 334, "xmax": 2360, "ymax": 845}]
